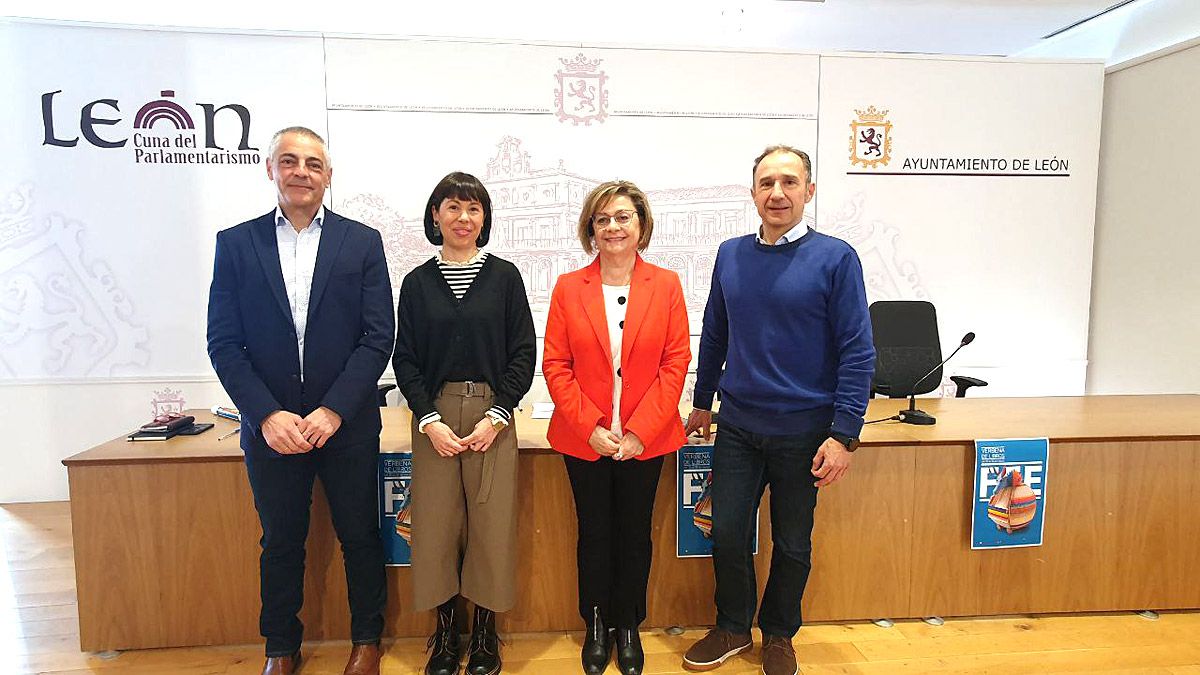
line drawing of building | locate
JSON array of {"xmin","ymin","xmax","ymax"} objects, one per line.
[{"xmin": 340, "ymin": 135, "xmax": 764, "ymax": 328}]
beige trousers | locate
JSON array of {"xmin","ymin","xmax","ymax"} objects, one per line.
[{"xmin": 410, "ymin": 381, "xmax": 518, "ymax": 612}]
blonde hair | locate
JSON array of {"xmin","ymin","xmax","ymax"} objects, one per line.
[{"xmin": 576, "ymin": 180, "xmax": 655, "ymax": 255}]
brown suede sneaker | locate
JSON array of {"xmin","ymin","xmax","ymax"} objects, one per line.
[
  {"xmin": 682, "ymin": 627, "xmax": 753, "ymax": 671},
  {"xmin": 761, "ymin": 635, "xmax": 798, "ymax": 675}
]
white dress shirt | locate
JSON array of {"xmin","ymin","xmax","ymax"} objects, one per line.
[
  {"xmin": 275, "ymin": 205, "xmax": 325, "ymax": 379},
  {"xmin": 756, "ymin": 221, "xmax": 809, "ymax": 245}
]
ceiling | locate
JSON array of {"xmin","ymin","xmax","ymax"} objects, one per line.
[{"xmin": 3, "ymin": 0, "xmax": 1196, "ymax": 65}]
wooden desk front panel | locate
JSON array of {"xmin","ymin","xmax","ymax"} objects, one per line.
[
  {"xmin": 69, "ymin": 461, "xmax": 261, "ymax": 650},
  {"xmin": 67, "ymin": 395, "xmax": 1200, "ymax": 651},
  {"xmin": 70, "ymin": 452, "xmax": 773, "ymax": 651},
  {"xmin": 71, "ymin": 439, "xmax": 1200, "ymax": 651},
  {"xmin": 803, "ymin": 443, "xmax": 916, "ymax": 622},
  {"xmin": 907, "ymin": 439, "xmax": 1200, "ymax": 617}
]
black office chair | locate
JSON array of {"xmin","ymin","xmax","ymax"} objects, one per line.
[{"xmin": 869, "ymin": 300, "xmax": 986, "ymax": 398}]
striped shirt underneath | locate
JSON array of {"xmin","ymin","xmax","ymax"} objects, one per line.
[
  {"xmin": 418, "ymin": 250, "xmax": 510, "ymax": 433},
  {"xmin": 437, "ymin": 250, "xmax": 488, "ymax": 300}
]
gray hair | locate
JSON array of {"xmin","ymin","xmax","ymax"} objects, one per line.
[{"xmin": 267, "ymin": 126, "xmax": 331, "ymax": 167}]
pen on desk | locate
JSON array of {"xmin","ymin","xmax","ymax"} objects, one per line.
[{"xmin": 218, "ymin": 428, "xmax": 240, "ymax": 441}]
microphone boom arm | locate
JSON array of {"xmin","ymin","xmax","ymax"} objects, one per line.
[{"xmin": 897, "ymin": 332, "xmax": 975, "ymax": 426}]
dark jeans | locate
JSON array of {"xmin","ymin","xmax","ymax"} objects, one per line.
[
  {"xmin": 710, "ymin": 421, "xmax": 823, "ymax": 639},
  {"xmin": 245, "ymin": 438, "xmax": 386, "ymax": 656},
  {"xmin": 563, "ymin": 454, "xmax": 665, "ymax": 628}
]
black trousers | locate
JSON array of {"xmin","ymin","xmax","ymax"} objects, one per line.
[
  {"xmin": 563, "ymin": 454, "xmax": 665, "ymax": 629},
  {"xmin": 710, "ymin": 422, "xmax": 823, "ymax": 639},
  {"xmin": 245, "ymin": 438, "xmax": 386, "ymax": 656}
]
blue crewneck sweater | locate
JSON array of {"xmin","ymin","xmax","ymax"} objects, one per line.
[{"xmin": 694, "ymin": 230, "xmax": 875, "ymax": 438}]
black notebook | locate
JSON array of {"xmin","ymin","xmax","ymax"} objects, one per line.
[{"xmin": 128, "ymin": 427, "xmax": 186, "ymax": 442}]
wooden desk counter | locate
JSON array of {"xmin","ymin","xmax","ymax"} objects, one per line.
[
  {"xmin": 64, "ymin": 395, "xmax": 1200, "ymax": 651},
  {"xmin": 861, "ymin": 394, "xmax": 1200, "ymax": 443}
]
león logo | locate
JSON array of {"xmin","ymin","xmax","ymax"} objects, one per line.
[
  {"xmin": 850, "ymin": 105, "xmax": 892, "ymax": 169},
  {"xmin": 555, "ymin": 53, "xmax": 608, "ymax": 126},
  {"xmin": 41, "ymin": 89, "xmax": 260, "ymax": 166},
  {"xmin": 133, "ymin": 91, "xmax": 196, "ymax": 130}
]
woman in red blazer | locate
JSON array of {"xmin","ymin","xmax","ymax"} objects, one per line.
[{"xmin": 543, "ymin": 180, "xmax": 691, "ymax": 675}]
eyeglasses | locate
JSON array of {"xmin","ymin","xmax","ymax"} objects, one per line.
[
  {"xmin": 152, "ymin": 412, "xmax": 186, "ymax": 424},
  {"xmin": 592, "ymin": 210, "xmax": 636, "ymax": 228}
]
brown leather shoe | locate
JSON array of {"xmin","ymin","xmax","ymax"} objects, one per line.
[
  {"xmin": 344, "ymin": 642, "xmax": 383, "ymax": 675},
  {"xmin": 761, "ymin": 635, "xmax": 798, "ymax": 675},
  {"xmin": 682, "ymin": 627, "xmax": 752, "ymax": 671},
  {"xmin": 262, "ymin": 651, "xmax": 300, "ymax": 675}
]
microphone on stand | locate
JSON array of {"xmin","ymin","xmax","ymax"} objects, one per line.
[{"xmin": 897, "ymin": 332, "xmax": 976, "ymax": 426}]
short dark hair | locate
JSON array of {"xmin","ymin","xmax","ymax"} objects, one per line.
[
  {"xmin": 423, "ymin": 172, "xmax": 493, "ymax": 247},
  {"xmin": 752, "ymin": 145, "xmax": 812, "ymax": 184}
]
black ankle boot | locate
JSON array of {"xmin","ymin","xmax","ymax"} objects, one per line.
[
  {"xmin": 615, "ymin": 627, "xmax": 644, "ymax": 675},
  {"xmin": 426, "ymin": 598, "xmax": 462, "ymax": 675},
  {"xmin": 466, "ymin": 605, "xmax": 501, "ymax": 675},
  {"xmin": 580, "ymin": 607, "xmax": 612, "ymax": 674}
]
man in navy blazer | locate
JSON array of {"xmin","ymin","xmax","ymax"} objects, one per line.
[{"xmin": 207, "ymin": 126, "xmax": 393, "ymax": 675}]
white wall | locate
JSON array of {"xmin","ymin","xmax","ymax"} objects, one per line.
[
  {"xmin": 817, "ymin": 54, "xmax": 1103, "ymax": 397},
  {"xmin": 1086, "ymin": 43, "xmax": 1200, "ymax": 394},
  {"xmin": 1015, "ymin": 0, "xmax": 1200, "ymax": 67},
  {"xmin": 0, "ymin": 380, "xmax": 230, "ymax": 502}
]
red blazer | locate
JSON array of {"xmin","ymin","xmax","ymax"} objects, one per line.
[{"xmin": 544, "ymin": 256, "xmax": 691, "ymax": 461}]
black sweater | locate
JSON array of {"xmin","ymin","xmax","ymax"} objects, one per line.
[{"xmin": 392, "ymin": 254, "xmax": 536, "ymax": 420}]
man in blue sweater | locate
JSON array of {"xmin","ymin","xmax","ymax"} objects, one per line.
[{"xmin": 682, "ymin": 146, "xmax": 874, "ymax": 675}]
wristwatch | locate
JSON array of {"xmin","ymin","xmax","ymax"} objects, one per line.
[
  {"xmin": 491, "ymin": 417, "xmax": 509, "ymax": 432},
  {"xmin": 829, "ymin": 432, "xmax": 860, "ymax": 453}
]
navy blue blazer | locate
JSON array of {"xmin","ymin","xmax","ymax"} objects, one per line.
[{"xmin": 206, "ymin": 209, "xmax": 394, "ymax": 461}]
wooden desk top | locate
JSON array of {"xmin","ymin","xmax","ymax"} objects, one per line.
[
  {"xmin": 861, "ymin": 394, "xmax": 1200, "ymax": 444},
  {"xmin": 62, "ymin": 394, "xmax": 1200, "ymax": 466}
]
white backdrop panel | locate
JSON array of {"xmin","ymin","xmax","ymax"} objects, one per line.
[
  {"xmin": 324, "ymin": 39, "xmax": 820, "ymax": 355},
  {"xmin": 330, "ymin": 112, "xmax": 816, "ymax": 334},
  {"xmin": 1, "ymin": 21, "xmax": 327, "ymax": 501},
  {"xmin": 816, "ymin": 55, "xmax": 1103, "ymax": 396},
  {"xmin": 1, "ymin": 22, "xmax": 327, "ymax": 381},
  {"xmin": 325, "ymin": 38, "xmax": 819, "ymax": 119}
]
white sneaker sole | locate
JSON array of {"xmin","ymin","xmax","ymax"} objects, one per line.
[{"xmin": 682, "ymin": 641, "xmax": 753, "ymax": 671}]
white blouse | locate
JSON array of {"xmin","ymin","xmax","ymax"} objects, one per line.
[{"xmin": 601, "ymin": 284, "xmax": 630, "ymax": 435}]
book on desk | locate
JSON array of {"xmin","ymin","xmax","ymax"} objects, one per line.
[{"xmin": 127, "ymin": 415, "xmax": 214, "ymax": 441}]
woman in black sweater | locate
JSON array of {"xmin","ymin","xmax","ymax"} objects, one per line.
[{"xmin": 392, "ymin": 172, "xmax": 536, "ymax": 675}]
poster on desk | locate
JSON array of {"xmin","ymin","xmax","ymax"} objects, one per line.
[
  {"xmin": 378, "ymin": 453, "xmax": 413, "ymax": 566},
  {"xmin": 677, "ymin": 443, "xmax": 759, "ymax": 558},
  {"xmin": 972, "ymin": 438, "xmax": 1049, "ymax": 549}
]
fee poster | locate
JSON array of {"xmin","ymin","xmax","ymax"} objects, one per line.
[
  {"xmin": 677, "ymin": 443, "xmax": 758, "ymax": 558},
  {"xmin": 379, "ymin": 452, "xmax": 413, "ymax": 566},
  {"xmin": 972, "ymin": 438, "xmax": 1050, "ymax": 549}
]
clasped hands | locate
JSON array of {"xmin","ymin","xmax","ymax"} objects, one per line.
[
  {"xmin": 262, "ymin": 406, "xmax": 343, "ymax": 455},
  {"xmin": 426, "ymin": 418, "xmax": 501, "ymax": 458},
  {"xmin": 588, "ymin": 425, "xmax": 644, "ymax": 461}
]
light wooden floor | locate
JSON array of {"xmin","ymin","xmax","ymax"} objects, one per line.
[{"xmin": 4, "ymin": 502, "xmax": 1199, "ymax": 675}]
